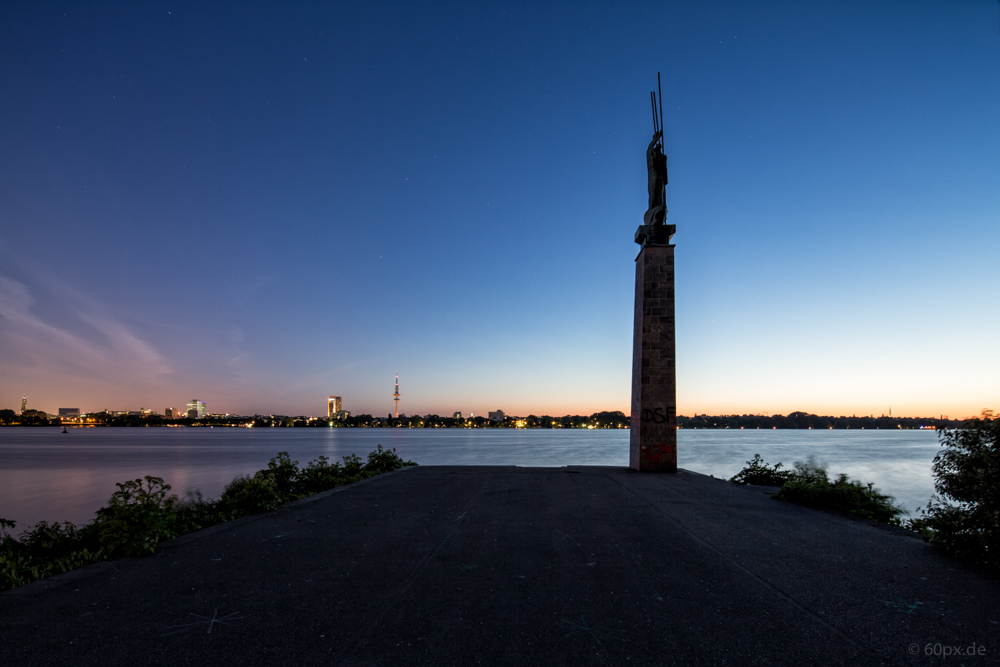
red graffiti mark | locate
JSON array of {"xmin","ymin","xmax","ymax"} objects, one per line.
[{"xmin": 644, "ymin": 443, "xmax": 676, "ymax": 464}]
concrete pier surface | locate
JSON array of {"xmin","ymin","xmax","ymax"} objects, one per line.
[{"xmin": 2, "ymin": 466, "xmax": 997, "ymax": 666}]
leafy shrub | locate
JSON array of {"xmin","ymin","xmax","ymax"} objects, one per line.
[
  {"xmin": 0, "ymin": 446, "xmax": 415, "ymax": 592},
  {"xmin": 775, "ymin": 457, "xmax": 904, "ymax": 524},
  {"xmin": 294, "ymin": 455, "xmax": 342, "ymax": 496},
  {"xmin": 0, "ymin": 519, "xmax": 103, "ymax": 590},
  {"xmin": 365, "ymin": 444, "xmax": 414, "ymax": 474},
  {"xmin": 913, "ymin": 416, "xmax": 1000, "ymax": 568},
  {"xmin": 731, "ymin": 454, "xmax": 904, "ymax": 523},
  {"xmin": 263, "ymin": 452, "xmax": 300, "ymax": 495},
  {"xmin": 93, "ymin": 476, "xmax": 179, "ymax": 557},
  {"xmin": 341, "ymin": 453, "xmax": 364, "ymax": 477},
  {"xmin": 16, "ymin": 520, "xmax": 87, "ymax": 560},
  {"xmin": 171, "ymin": 490, "xmax": 232, "ymax": 534},
  {"xmin": 730, "ymin": 454, "xmax": 793, "ymax": 486},
  {"xmin": 218, "ymin": 473, "xmax": 284, "ymax": 515}
]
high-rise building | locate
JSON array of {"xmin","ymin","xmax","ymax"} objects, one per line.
[
  {"xmin": 187, "ymin": 400, "xmax": 207, "ymax": 419},
  {"xmin": 488, "ymin": 410, "xmax": 506, "ymax": 422},
  {"xmin": 21, "ymin": 396, "xmax": 26, "ymax": 414},
  {"xmin": 453, "ymin": 411, "xmax": 462, "ymax": 419},
  {"xmin": 327, "ymin": 396, "xmax": 342, "ymax": 419},
  {"xmin": 165, "ymin": 408, "xmax": 175, "ymax": 418}
]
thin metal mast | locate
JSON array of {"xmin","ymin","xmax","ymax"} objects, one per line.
[
  {"xmin": 657, "ymin": 72, "xmax": 666, "ymax": 214},
  {"xmin": 657, "ymin": 72, "xmax": 664, "ymax": 150},
  {"xmin": 650, "ymin": 92, "xmax": 659, "ymax": 135}
]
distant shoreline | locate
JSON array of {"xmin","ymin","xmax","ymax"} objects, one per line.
[
  {"xmin": 0, "ymin": 425, "xmax": 949, "ymax": 429},
  {"xmin": 2, "ymin": 408, "xmax": 971, "ymax": 430}
]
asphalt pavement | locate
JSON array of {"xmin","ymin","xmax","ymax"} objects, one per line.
[{"xmin": 1, "ymin": 466, "xmax": 997, "ymax": 666}]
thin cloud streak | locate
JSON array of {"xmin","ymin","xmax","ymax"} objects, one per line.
[{"xmin": 0, "ymin": 275, "xmax": 171, "ymax": 386}]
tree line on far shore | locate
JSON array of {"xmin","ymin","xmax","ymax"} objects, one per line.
[
  {"xmin": 678, "ymin": 411, "xmax": 961, "ymax": 430},
  {"xmin": 0, "ymin": 408, "xmax": 970, "ymax": 429}
]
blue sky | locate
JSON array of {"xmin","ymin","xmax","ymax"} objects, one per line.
[{"xmin": 1, "ymin": 1, "xmax": 997, "ymax": 419}]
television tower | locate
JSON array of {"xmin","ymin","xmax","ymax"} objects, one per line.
[{"xmin": 393, "ymin": 372, "xmax": 400, "ymax": 418}]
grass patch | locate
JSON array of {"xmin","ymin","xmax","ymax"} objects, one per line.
[{"xmin": 0, "ymin": 445, "xmax": 414, "ymax": 592}]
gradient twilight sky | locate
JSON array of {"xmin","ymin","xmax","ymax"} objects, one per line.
[{"xmin": 1, "ymin": 1, "xmax": 998, "ymax": 419}]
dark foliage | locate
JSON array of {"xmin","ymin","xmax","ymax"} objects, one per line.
[
  {"xmin": 774, "ymin": 457, "xmax": 904, "ymax": 524},
  {"xmin": 730, "ymin": 454, "xmax": 904, "ymax": 524},
  {"xmin": 0, "ymin": 446, "xmax": 415, "ymax": 591},
  {"xmin": 911, "ymin": 416, "xmax": 1000, "ymax": 568},
  {"xmin": 729, "ymin": 454, "xmax": 793, "ymax": 486},
  {"xmin": 92, "ymin": 476, "xmax": 179, "ymax": 556},
  {"xmin": 680, "ymin": 411, "xmax": 959, "ymax": 430}
]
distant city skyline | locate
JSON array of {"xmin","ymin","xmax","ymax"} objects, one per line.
[
  {"xmin": 3, "ymin": 391, "xmax": 986, "ymax": 422},
  {"xmin": 1, "ymin": 3, "xmax": 997, "ymax": 420}
]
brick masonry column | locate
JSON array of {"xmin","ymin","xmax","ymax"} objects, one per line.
[{"xmin": 630, "ymin": 244, "xmax": 677, "ymax": 472}]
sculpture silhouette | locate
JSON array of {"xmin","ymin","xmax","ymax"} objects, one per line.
[{"xmin": 644, "ymin": 130, "xmax": 667, "ymax": 227}]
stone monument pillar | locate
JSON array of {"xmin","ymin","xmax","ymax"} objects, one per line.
[
  {"xmin": 630, "ymin": 118, "xmax": 677, "ymax": 472},
  {"xmin": 630, "ymin": 225, "xmax": 677, "ymax": 472}
]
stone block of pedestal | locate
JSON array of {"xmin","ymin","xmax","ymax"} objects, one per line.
[{"xmin": 629, "ymin": 244, "xmax": 677, "ymax": 472}]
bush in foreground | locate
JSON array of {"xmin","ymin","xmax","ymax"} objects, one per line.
[
  {"xmin": 0, "ymin": 445, "xmax": 414, "ymax": 591},
  {"xmin": 774, "ymin": 457, "xmax": 904, "ymax": 524},
  {"xmin": 729, "ymin": 454, "xmax": 793, "ymax": 486},
  {"xmin": 730, "ymin": 454, "xmax": 904, "ymax": 524},
  {"xmin": 910, "ymin": 415, "xmax": 999, "ymax": 568}
]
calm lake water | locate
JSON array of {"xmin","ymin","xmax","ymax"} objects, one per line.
[{"xmin": 0, "ymin": 428, "xmax": 944, "ymax": 528}]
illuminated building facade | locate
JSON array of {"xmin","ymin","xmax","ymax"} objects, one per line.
[
  {"xmin": 328, "ymin": 396, "xmax": 342, "ymax": 419},
  {"xmin": 187, "ymin": 400, "xmax": 207, "ymax": 419}
]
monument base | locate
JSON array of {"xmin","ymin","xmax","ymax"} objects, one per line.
[{"xmin": 630, "ymin": 244, "xmax": 677, "ymax": 473}]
